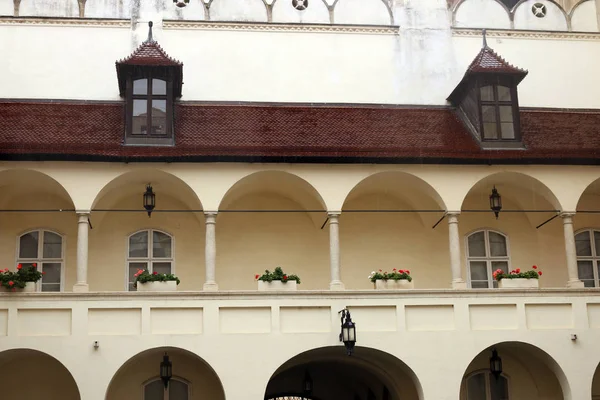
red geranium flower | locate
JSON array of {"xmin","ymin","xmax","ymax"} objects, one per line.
[
  {"xmin": 42, "ymin": 271, "xmax": 46, "ymax": 275},
  {"xmin": 392, "ymin": 268, "xmax": 397, "ymax": 271},
  {"xmin": 8, "ymin": 281, "xmax": 14, "ymax": 287},
  {"xmin": 532, "ymin": 265, "xmax": 537, "ymax": 269},
  {"xmin": 153, "ymin": 271, "xmax": 158, "ymax": 275},
  {"xmin": 32, "ymin": 263, "xmax": 37, "ymax": 267},
  {"xmin": 255, "ymin": 274, "xmax": 260, "ymax": 280},
  {"xmin": 405, "ymin": 270, "xmax": 410, "ymax": 274},
  {"xmin": 17, "ymin": 263, "xmax": 22, "ymax": 270},
  {"xmin": 538, "ymin": 271, "xmax": 542, "ymax": 276},
  {"xmin": 515, "ymin": 268, "xmax": 521, "ymax": 273}
]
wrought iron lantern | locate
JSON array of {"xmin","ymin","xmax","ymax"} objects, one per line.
[
  {"xmin": 303, "ymin": 370, "xmax": 313, "ymax": 395},
  {"xmin": 173, "ymin": 0, "xmax": 190, "ymax": 7},
  {"xmin": 489, "ymin": 186, "xmax": 502, "ymax": 219},
  {"xmin": 489, "ymin": 348, "xmax": 503, "ymax": 380},
  {"xmin": 160, "ymin": 352, "xmax": 172, "ymax": 389},
  {"xmin": 339, "ymin": 308, "xmax": 356, "ymax": 356},
  {"xmin": 143, "ymin": 184, "xmax": 156, "ymax": 218}
]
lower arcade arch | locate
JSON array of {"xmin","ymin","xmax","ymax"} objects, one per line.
[
  {"xmin": 0, "ymin": 348, "xmax": 81, "ymax": 400},
  {"xmin": 105, "ymin": 347, "xmax": 225, "ymax": 400},
  {"xmin": 460, "ymin": 342, "xmax": 570, "ymax": 400},
  {"xmin": 265, "ymin": 346, "xmax": 423, "ymax": 400}
]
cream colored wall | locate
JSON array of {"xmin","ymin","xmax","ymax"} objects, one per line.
[
  {"xmin": 106, "ymin": 348, "xmax": 225, "ymax": 400},
  {"xmin": 0, "ymin": 350, "xmax": 80, "ymax": 400}
]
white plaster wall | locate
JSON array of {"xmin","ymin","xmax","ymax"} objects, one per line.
[
  {"xmin": 514, "ymin": 0, "xmax": 569, "ymax": 31},
  {"xmin": 84, "ymin": 0, "xmax": 133, "ymax": 19},
  {"xmin": 334, "ymin": 0, "xmax": 391, "ymax": 25},
  {"xmin": 0, "ymin": 1, "xmax": 14, "ymax": 16},
  {"xmin": 454, "ymin": 0, "xmax": 512, "ymax": 29},
  {"xmin": 571, "ymin": 0, "xmax": 599, "ymax": 31},
  {"xmin": 209, "ymin": 0, "xmax": 268, "ymax": 22},
  {"xmin": 272, "ymin": 0, "xmax": 330, "ymax": 24},
  {"xmin": 19, "ymin": 0, "xmax": 79, "ymax": 17},
  {"xmin": 163, "ymin": 0, "xmax": 206, "ymax": 20}
]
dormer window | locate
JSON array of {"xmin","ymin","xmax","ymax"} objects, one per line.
[
  {"xmin": 116, "ymin": 22, "xmax": 183, "ymax": 146},
  {"xmin": 447, "ymin": 32, "xmax": 527, "ymax": 149}
]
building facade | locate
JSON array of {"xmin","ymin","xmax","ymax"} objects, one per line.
[{"xmin": 2, "ymin": 0, "xmax": 600, "ymax": 399}]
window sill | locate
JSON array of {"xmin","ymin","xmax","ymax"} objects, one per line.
[
  {"xmin": 479, "ymin": 140, "xmax": 525, "ymax": 150},
  {"xmin": 124, "ymin": 137, "xmax": 175, "ymax": 146}
]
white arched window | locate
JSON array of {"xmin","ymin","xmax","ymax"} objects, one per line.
[
  {"xmin": 575, "ymin": 229, "xmax": 600, "ymax": 287},
  {"xmin": 144, "ymin": 378, "xmax": 189, "ymax": 400},
  {"xmin": 466, "ymin": 371, "xmax": 509, "ymax": 400},
  {"xmin": 467, "ymin": 230, "xmax": 510, "ymax": 288},
  {"xmin": 127, "ymin": 229, "xmax": 173, "ymax": 291},
  {"xmin": 17, "ymin": 230, "xmax": 64, "ymax": 292}
]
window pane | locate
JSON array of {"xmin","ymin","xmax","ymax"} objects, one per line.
[
  {"xmin": 153, "ymin": 262, "xmax": 171, "ymax": 275},
  {"xmin": 497, "ymin": 86, "xmax": 512, "ymax": 102},
  {"xmin": 153, "ymin": 79, "xmax": 167, "ymax": 95},
  {"xmin": 133, "ymin": 99, "xmax": 148, "ymax": 135},
  {"xmin": 129, "ymin": 262, "xmax": 147, "ymax": 292},
  {"xmin": 43, "ymin": 231, "xmax": 62, "ymax": 258},
  {"xmin": 468, "ymin": 232, "xmax": 486, "ymax": 257},
  {"xmin": 133, "ymin": 79, "xmax": 148, "ymax": 95},
  {"xmin": 576, "ymin": 231, "xmax": 592, "ymax": 256},
  {"xmin": 151, "ymin": 100, "xmax": 167, "ymax": 135},
  {"xmin": 471, "ymin": 281, "xmax": 489, "ymax": 289},
  {"xmin": 19, "ymin": 231, "xmax": 39, "ymax": 258},
  {"xmin": 467, "ymin": 373, "xmax": 486, "ymax": 400},
  {"xmin": 489, "ymin": 232, "xmax": 507, "ymax": 257},
  {"xmin": 594, "ymin": 231, "xmax": 600, "ymax": 256},
  {"xmin": 153, "ymin": 231, "xmax": 172, "ymax": 258},
  {"xmin": 170, "ymin": 380, "xmax": 189, "ymax": 400},
  {"xmin": 42, "ymin": 263, "xmax": 61, "ymax": 284},
  {"xmin": 578, "ymin": 260, "xmax": 595, "ymax": 287},
  {"xmin": 480, "ymin": 85, "xmax": 494, "ymax": 101},
  {"xmin": 470, "ymin": 261, "xmax": 488, "ymax": 281},
  {"xmin": 41, "ymin": 284, "xmax": 60, "ymax": 292},
  {"xmin": 499, "ymin": 106, "xmax": 513, "ymax": 122},
  {"xmin": 483, "ymin": 123, "xmax": 498, "ymax": 140},
  {"xmin": 129, "ymin": 231, "xmax": 149, "ymax": 258},
  {"xmin": 144, "ymin": 380, "xmax": 164, "ymax": 400},
  {"xmin": 500, "ymin": 123, "xmax": 515, "ymax": 139},
  {"xmin": 490, "ymin": 375, "xmax": 509, "ymax": 400},
  {"xmin": 482, "ymin": 105, "xmax": 497, "ymax": 122}
]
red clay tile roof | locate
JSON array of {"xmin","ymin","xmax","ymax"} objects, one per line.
[
  {"xmin": 116, "ymin": 40, "xmax": 182, "ymax": 67},
  {"xmin": 467, "ymin": 46, "xmax": 528, "ymax": 76},
  {"xmin": 0, "ymin": 101, "xmax": 599, "ymax": 163}
]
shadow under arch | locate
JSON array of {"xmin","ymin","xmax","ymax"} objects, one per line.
[
  {"xmin": 105, "ymin": 346, "xmax": 225, "ymax": 400},
  {"xmin": 0, "ymin": 348, "xmax": 81, "ymax": 399},
  {"xmin": 265, "ymin": 345, "xmax": 424, "ymax": 400},
  {"xmin": 0, "ymin": 168, "xmax": 75, "ymax": 209},
  {"xmin": 460, "ymin": 340, "xmax": 571, "ymax": 400},
  {"xmin": 575, "ymin": 176, "xmax": 600, "ymax": 211},
  {"xmin": 452, "ymin": 0, "xmax": 512, "ymax": 18},
  {"xmin": 460, "ymin": 171, "xmax": 562, "ymax": 212},
  {"xmin": 569, "ymin": 0, "xmax": 593, "ymax": 16}
]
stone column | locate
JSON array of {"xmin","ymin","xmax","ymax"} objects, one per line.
[
  {"xmin": 73, "ymin": 213, "xmax": 90, "ymax": 292},
  {"xmin": 328, "ymin": 213, "xmax": 344, "ymax": 290},
  {"xmin": 203, "ymin": 212, "xmax": 218, "ymax": 291},
  {"xmin": 448, "ymin": 212, "xmax": 466, "ymax": 289},
  {"xmin": 561, "ymin": 212, "xmax": 584, "ymax": 288}
]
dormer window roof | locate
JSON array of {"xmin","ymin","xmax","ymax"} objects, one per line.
[
  {"xmin": 116, "ymin": 22, "xmax": 183, "ymax": 146},
  {"xmin": 448, "ymin": 32, "xmax": 528, "ymax": 149}
]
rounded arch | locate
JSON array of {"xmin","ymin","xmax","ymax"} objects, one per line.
[
  {"xmin": 513, "ymin": 0, "xmax": 569, "ymax": 30},
  {"xmin": 460, "ymin": 341, "xmax": 571, "ymax": 400},
  {"xmin": 453, "ymin": 0, "xmax": 512, "ymax": 29},
  {"xmin": 265, "ymin": 345, "xmax": 424, "ymax": 400},
  {"xmin": 0, "ymin": 348, "xmax": 81, "ymax": 399},
  {"xmin": 0, "ymin": 168, "xmax": 75, "ymax": 209},
  {"xmin": 105, "ymin": 346, "xmax": 225, "ymax": 400},
  {"xmin": 569, "ymin": 0, "xmax": 593, "ymax": 16},
  {"xmin": 575, "ymin": 176, "xmax": 600, "ymax": 211},
  {"xmin": 460, "ymin": 171, "xmax": 562, "ymax": 211}
]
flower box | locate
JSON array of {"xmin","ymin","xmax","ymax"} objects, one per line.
[
  {"xmin": 374, "ymin": 279, "xmax": 414, "ymax": 290},
  {"xmin": 136, "ymin": 281, "xmax": 178, "ymax": 292},
  {"xmin": 1, "ymin": 281, "xmax": 36, "ymax": 292},
  {"xmin": 257, "ymin": 281, "xmax": 297, "ymax": 291},
  {"xmin": 498, "ymin": 278, "xmax": 539, "ymax": 289}
]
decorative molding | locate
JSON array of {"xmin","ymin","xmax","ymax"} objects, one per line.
[
  {"xmin": 453, "ymin": 27, "xmax": 600, "ymax": 40},
  {"xmin": 163, "ymin": 20, "xmax": 399, "ymax": 35},
  {"xmin": 0, "ymin": 17, "xmax": 130, "ymax": 28}
]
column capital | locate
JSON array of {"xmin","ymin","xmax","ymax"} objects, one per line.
[
  {"xmin": 77, "ymin": 213, "xmax": 90, "ymax": 223},
  {"xmin": 560, "ymin": 211, "xmax": 576, "ymax": 219},
  {"xmin": 204, "ymin": 212, "xmax": 217, "ymax": 223},
  {"xmin": 446, "ymin": 211, "xmax": 461, "ymax": 216},
  {"xmin": 327, "ymin": 212, "xmax": 341, "ymax": 219}
]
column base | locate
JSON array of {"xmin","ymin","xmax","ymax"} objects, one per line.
[
  {"xmin": 72, "ymin": 283, "xmax": 89, "ymax": 293},
  {"xmin": 203, "ymin": 282, "xmax": 219, "ymax": 291},
  {"xmin": 451, "ymin": 280, "xmax": 467, "ymax": 290},
  {"xmin": 567, "ymin": 280, "xmax": 585, "ymax": 289},
  {"xmin": 329, "ymin": 281, "xmax": 345, "ymax": 291}
]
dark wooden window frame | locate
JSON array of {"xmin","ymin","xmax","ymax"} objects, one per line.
[
  {"xmin": 476, "ymin": 76, "xmax": 521, "ymax": 142},
  {"xmin": 125, "ymin": 70, "xmax": 174, "ymax": 146}
]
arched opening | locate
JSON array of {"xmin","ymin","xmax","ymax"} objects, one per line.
[
  {"xmin": 0, "ymin": 169, "xmax": 77, "ymax": 292},
  {"xmin": 265, "ymin": 346, "xmax": 423, "ymax": 400},
  {"xmin": 460, "ymin": 342, "xmax": 569, "ymax": 400},
  {"xmin": 341, "ymin": 171, "xmax": 446, "ymax": 289},
  {"xmin": 105, "ymin": 347, "xmax": 225, "ymax": 400},
  {"xmin": 90, "ymin": 169, "xmax": 204, "ymax": 291},
  {"xmin": 460, "ymin": 172, "xmax": 563, "ymax": 288},
  {"xmin": 217, "ymin": 171, "xmax": 328, "ymax": 290},
  {"xmin": 573, "ymin": 178, "xmax": 600, "ymax": 287},
  {"xmin": 591, "ymin": 361, "xmax": 600, "ymax": 398},
  {"xmin": 0, "ymin": 348, "xmax": 81, "ymax": 399}
]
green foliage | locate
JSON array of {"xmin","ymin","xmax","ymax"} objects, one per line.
[
  {"xmin": 256, "ymin": 267, "xmax": 301, "ymax": 284},
  {"xmin": 133, "ymin": 269, "xmax": 180, "ymax": 288},
  {"xmin": 493, "ymin": 266, "xmax": 542, "ymax": 281},
  {"xmin": 0, "ymin": 264, "xmax": 43, "ymax": 290},
  {"xmin": 368, "ymin": 268, "xmax": 412, "ymax": 283}
]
